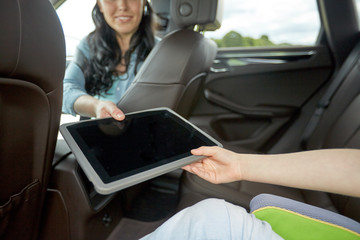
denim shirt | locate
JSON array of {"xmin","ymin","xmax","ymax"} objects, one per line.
[{"xmin": 62, "ymin": 37, "xmax": 154, "ymax": 116}]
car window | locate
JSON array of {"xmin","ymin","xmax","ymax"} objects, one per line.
[
  {"xmin": 356, "ymin": 0, "xmax": 360, "ymax": 28},
  {"xmin": 205, "ymin": 0, "xmax": 321, "ymax": 48},
  {"xmin": 56, "ymin": 0, "xmax": 96, "ymax": 58},
  {"xmin": 56, "ymin": 0, "xmax": 95, "ymax": 137}
]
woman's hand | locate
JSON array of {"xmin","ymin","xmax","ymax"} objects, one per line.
[
  {"xmin": 74, "ymin": 95, "xmax": 125, "ymax": 120},
  {"xmin": 182, "ymin": 146, "xmax": 243, "ymax": 184},
  {"xmin": 94, "ymin": 100, "xmax": 125, "ymax": 120}
]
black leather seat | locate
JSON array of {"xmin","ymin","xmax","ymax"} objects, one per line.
[
  {"xmin": 0, "ymin": 0, "xmax": 65, "ymax": 239},
  {"xmin": 117, "ymin": 0, "xmax": 222, "ymax": 119}
]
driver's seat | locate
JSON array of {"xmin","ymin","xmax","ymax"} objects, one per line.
[{"xmin": 0, "ymin": 0, "xmax": 65, "ymax": 239}]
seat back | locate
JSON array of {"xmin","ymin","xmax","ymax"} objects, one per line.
[
  {"xmin": 307, "ymin": 49, "xmax": 360, "ymax": 150},
  {"xmin": 117, "ymin": 0, "xmax": 222, "ymax": 118},
  {"xmin": 0, "ymin": 0, "xmax": 65, "ymax": 239}
]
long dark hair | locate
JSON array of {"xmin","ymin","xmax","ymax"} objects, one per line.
[{"xmin": 85, "ymin": 1, "xmax": 155, "ymax": 96}]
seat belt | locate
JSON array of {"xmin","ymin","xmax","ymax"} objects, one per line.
[
  {"xmin": 72, "ymin": 47, "xmax": 91, "ymax": 121},
  {"xmin": 300, "ymin": 41, "xmax": 360, "ymax": 149}
]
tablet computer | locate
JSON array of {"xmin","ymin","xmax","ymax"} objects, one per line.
[{"xmin": 60, "ymin": 108, "xmax": 222, "ymax": 194}]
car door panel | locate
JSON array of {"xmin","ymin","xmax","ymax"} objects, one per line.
[{"xmin": 189, "ymin": 45, "xmax": 333, "ymax": 152}]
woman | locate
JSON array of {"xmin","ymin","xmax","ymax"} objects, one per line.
[{"xmin": 62, "ymin": 0, "xmax": 157, "ymax": 120}]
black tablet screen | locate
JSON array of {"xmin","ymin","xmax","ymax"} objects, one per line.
[{"xmin": 67, "ymin": 110, "xmax": 217, "ymax": 183}]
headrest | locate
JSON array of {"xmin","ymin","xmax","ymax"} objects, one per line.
[
  {"xmin": 170, "ymin": 0, "xmax": 223, "ymax": 31},
  {"xmin": 0, "ymin": 0, "xmax": 65, "ymax": 93}
]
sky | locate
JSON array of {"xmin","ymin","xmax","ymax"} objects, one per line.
[
  {"xmin": 205, "ymin": 0, "xmax": 321, "ymax": 45},
  {"xmin": 56, "ymin": 0, "xmax": 360, "ymax": 55}
]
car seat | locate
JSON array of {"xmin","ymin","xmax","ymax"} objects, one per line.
[
  {"xmin": 117, "ymin": 0, "xmax": 223, "ymax": 119},
  {"xmin": 0, "ymin": 0, "xmax": 65, "ymax": 239}
]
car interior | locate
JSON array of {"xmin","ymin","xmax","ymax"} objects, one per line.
[{"xmin": 1, "ymin": 0, "xmax": 360, "ymax": 239}]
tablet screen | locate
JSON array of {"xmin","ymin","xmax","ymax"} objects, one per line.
[{"xmin": 66, "ymin": 109, "xmax": 218, "ymax": 184}]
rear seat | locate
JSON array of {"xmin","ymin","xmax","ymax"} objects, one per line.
[{"xmin": 180, "ymin": 41, "xmax": 360, "ymax": 222}]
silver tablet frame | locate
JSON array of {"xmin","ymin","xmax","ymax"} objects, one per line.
[{"xmin": 60, "ymin": 107, "xmax": 222, "ymax": 195}]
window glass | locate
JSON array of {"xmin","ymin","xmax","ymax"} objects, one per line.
[
  {"xmin": 56, "ymin": 0, "xmax": 95, "ymax": 136},
  {"xmin": 56, "ymin": 0, "xmax": 96, "ymax": 57},
  {"xmin": 205, "ymin": 0, "xmax": 321, "ymax": 48},
  {"xmin": 355, "ymin": 0, "xmax": 360, "ymax": 28}
]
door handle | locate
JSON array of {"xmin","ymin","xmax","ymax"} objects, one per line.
[{"xmin": 210, "ymin": 66, "xmax": 230, "ymax": 73}]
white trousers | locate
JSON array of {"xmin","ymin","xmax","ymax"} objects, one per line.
[{"xmin": 141, "ymin": 198, "xmax": 283, "ymax": 240}]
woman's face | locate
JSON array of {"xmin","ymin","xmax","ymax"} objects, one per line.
[{"xmin": 98, "ymin": 0, "xmax": 145, "ymax": 40}]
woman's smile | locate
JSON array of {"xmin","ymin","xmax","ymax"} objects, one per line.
[
  {"xmin": 98, "ymin": 0, "xmax": 144, "ymax": 39},
  {"xmin": 115, "ymin": 15, "xmax": 133, "ymax": 23}
]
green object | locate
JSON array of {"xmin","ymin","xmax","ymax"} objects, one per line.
[{"xmin": 253, "ymin": 206, "xmax": 360, "ymax": 240}]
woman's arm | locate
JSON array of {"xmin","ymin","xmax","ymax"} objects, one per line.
[
  {"xmin": 186, "ymin": 146, "xmax": 360, "ymax": 198},
  {"xmin": 63, "ymin": 39, "xmax": 124, "ymax": 120}
]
